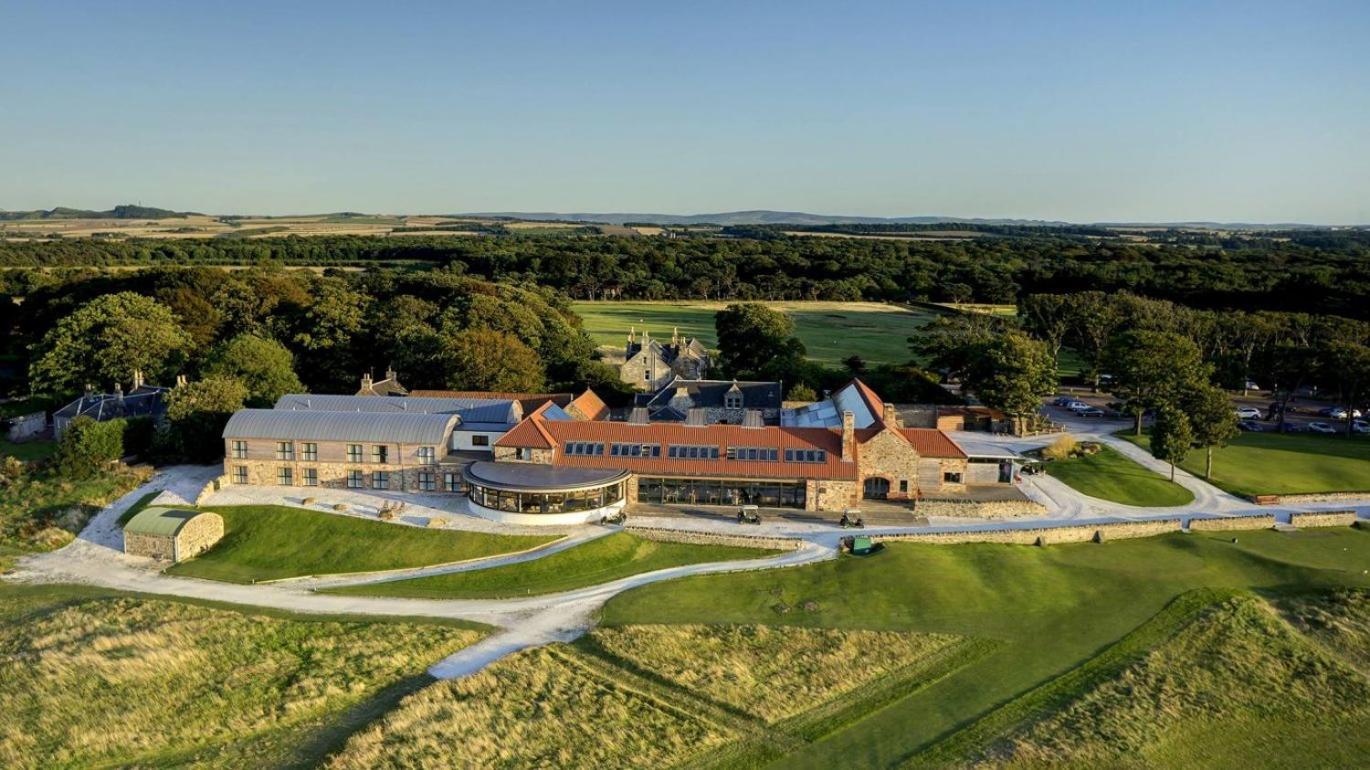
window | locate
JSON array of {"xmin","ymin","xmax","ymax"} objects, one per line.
[
  {"xmin": 668, "ymin": 445, "xmax": 721, "ymax": 459},
  {"xmin": 232, "ymin": 465, "xmax": 248, "ymax": 484},
  {"xmin": 231, "ymin": 440, "xmax": 248, "ymax": 459},
  {"xmin": 346, "ymin": 470, "xmax": 364, "ymax": 488},
  {"xmin": 417, "ymin": 471, "xmax": 435, "ymax": 491},
  {"xmin": 301, "ymin": 442, "xmax": 317, "ymax": 461},
  {"xmin": 565, "ymin": 442, "xmax": 605, "ymax": 456},
  {"xmin": 644, "ymin": 368, "xmax": 651, "ymax": 380},
  {"xmin": 610, "ymin": 443, "xmax": 661, "ymax": 458},
  {"xmin": 472, "ymin": 435, "xmax": 489, "ymax": 447},
  {"xmin": 784, "ymin": 448, "xmax": 827, "ymax": 463},
  {"xmin": 726, "ymin": 446, "xmax": 777, "ymax": 461},
  {"xmin": 444, "ymin": 472, "xmax": 460, "ymax": 492},
  {"xmin": 417, "ymin": 446, "xmax": 436, "ymax": 464},
  {"xmin": 372, "ymin": 471, "xmax": 390, "ymax": 490},
  {"xmin": 277, "ymin": 467, "xmax": 293, "ymax": 485},
  {"xmin": 517, "ymin": 447, "xmax": 533, "ymax": 461},
  {"xmin": 347, "ymin": 444, "xmax": 363, "ymax": 463},
  {"xmin": 275, "ymin": 441, "xmax": 294, "ymax": 461},
  {"xmin": 943, "ymin": 471, "xmax": 963, "ymax": 484},
  {"xmin": 303, "ymin": 468, "xmax": 318, "ymax": 487},
  {"xmin": 372, "ymin": 445, "xmax": 388, "ymax": 464},
  {"xmin": 899, "ymin": 479, "xmax": 909, "ymax": 493},
  {"xmin": 724, "ymin": 393, "xmax": 743, "ymax": 409}
]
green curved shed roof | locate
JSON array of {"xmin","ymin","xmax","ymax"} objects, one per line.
[{"xmin": 123, "ymin": 506, "xmax": 216, "ymax": 537}]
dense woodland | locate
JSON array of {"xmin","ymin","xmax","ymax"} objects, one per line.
[{"xmin": 1, "ymin": 229, "xmax": 1366, "ymax": 318}]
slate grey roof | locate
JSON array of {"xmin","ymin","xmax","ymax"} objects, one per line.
[
  {"xmin": 223, "ymin": 409, "xmax": 458, "ymax": 445},
  {"xmin": 273, "ymin": 394, "xmax": 519, "ymax": 426},
  {"xmin": 55, "ymin": 386, "xmax": 169, "ymax": 422},
  {"xmin": 638, "ymin": 378, "xmax": 783, "ymax": 410}
]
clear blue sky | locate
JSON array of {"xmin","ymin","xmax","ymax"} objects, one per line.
[{"xmin": 3, "ymin": 1, "xmax": 1367, "ymax": 223}]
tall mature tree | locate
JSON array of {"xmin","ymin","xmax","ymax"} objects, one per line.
[
  {"xmin": 1183, "ymin": 384, "xmax": 1240, "ymax": 480},
  {"xmin": 911, "ymin": 313, "xmax": 1002, "ymax": 383},
  {"xmin": 1320, "ymin": 341, "xmax": 1370, "ymax": 438},
  {"xmin": 29, "ymin": 292, "xmax": 191, "ymax": 395},
  {"xmin": 292, "ymin": 278, "xmax": 369, "ymax": 390},
  {"xmin": 963, "ymin": 330, "xmax": 1058, "ymax": 434},
  {"xmin": 1150, "ymin": 406, "xmax": 1194, "ymax": 481},
  {"xmin": 1064, "ymin": 292, "xmax": 1124, "ymax": 391},
  {"xmin": 1019, "ymin": 294, "xmax": 1073, "ymax": 366},
  {"xmin": 202, "ymin": 334, "xmax": 305, "ymax": 407},
  {"xmin": 1105, "ymin": 331, "xmax": 1208, "ymax": 435},
  {"xmin": 440, "ymin": 329, "xmax": 545, "ymax": 392},
  {"xmin": 162, "ymin": 376, "xmax": 248, "ymax": 463},
  {"xmin": 1254, "ymin": 342, "xmax": 1320, "ymax": 432},
  {"xmin": 715, "ymin": 303, "xmax": 802, "ymax": 378}
]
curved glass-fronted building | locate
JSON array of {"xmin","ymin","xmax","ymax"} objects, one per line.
[{"xmin": 463, "ymin": 461, "xmax": 630, "ymax": 525}]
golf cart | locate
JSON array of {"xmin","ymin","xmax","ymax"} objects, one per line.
[
  {"xmin": 736, "ymin": 504, "xmax": 761, "ymax": 525},
  {"xmin": 838, "ymin": 508, "xmax": 865, "ymax": 529}
]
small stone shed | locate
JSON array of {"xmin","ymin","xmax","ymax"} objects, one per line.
[{"xmin": 122, "ymin": 507, "xmax": 224, "ymax": 562}]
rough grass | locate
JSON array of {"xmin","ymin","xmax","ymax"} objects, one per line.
[
  {"xmin": 571, "ymin": 300, "xmax": 940, "ymax": 366},
  {"xmin": 1122, "ymin": 429, "xmax": 1370, "ymax": 496},
  {"xmin": 601, "ymin": 529, "xmax": 1370, "ymax": 768},
  {"xmin": 327, "ymin": 532, "xmax": 775, "ymax": 599},
  {"xmin": 990, "ymin": 592, "xmax": 1370, "ymax": 768},
  {"xmin": 165, "ymin": 504, "xmax": 556, "ymax": 583},
  {"xmin": 587, "ymin": 624, "xmax": 963, "ymax": 723},
  {"xmin": 1044, "ymin": 444, "xmax": 1194, "ymax": 507},
  {"xmin": 326, "ymin": 645, "xmax": 730, "ymax": 770},
  {"xmin": 0, "ymin": 465, "xmax": 149, "ymax": 552},
  {"xmin": 0, "ymin": 439, "xmax": 57, "ymax": 462},
  {"xmin": 0, "ymin": 586, "xmax": 481, "ymax": 769}
]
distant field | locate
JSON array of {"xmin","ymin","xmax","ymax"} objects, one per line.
[
  {"xmin": 1121, "ymin": 430, "xmax": 1370, "ymax": 497},
  {"xmin": 571, "ymin": 300, "xmax": 940, "ymax": 366}
]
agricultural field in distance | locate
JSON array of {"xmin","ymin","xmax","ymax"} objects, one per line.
[
  {"xmin": 572, "ymin": 300, "xmax": 941, "ymax": 367},
  {"xmin": 0, "ymin": 213, "xmax": 503, "ymax": 241}
]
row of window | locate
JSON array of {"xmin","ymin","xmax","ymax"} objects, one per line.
[
  {"xmin": 589, "ymin": 443, "xmax": 825, "ymax": 463},
  {"xmin": 230, "ymin": 441, "xmax": 438, "ymax": 464},
  {"xmin": 609, "ymin": 442, "xmax": 663, "ymax": 457},
  {"xmin": 564, "ymin": 442, "xmax": 605, "ymax": 456},
  {"xmin": 232, "ymin": 466, "xmax": 459, "ymax": 491},
  {"xmin": 668, "ymin": 445, "xmax": 721, "ymax": 459}
]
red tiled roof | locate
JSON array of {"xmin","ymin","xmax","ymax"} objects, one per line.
[
  {"xmin": 497, "ymin": 416, "xmax": 555, "ymax": 449},
  {"xmin": 897, "ymin": 428, "xmax": 967, "ymax": 458},
  {"xmin": 567, "ymin": 389, "xmax": 609, "ymax": 421}
]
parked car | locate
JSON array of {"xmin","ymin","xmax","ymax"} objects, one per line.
[
  {"xmin": 1237, "ymin": 420, "xmax": 1263, "ymax": 432},
  {"xmin": 1353, "ymin": 420, "xmax": 1369, "ymax": 434},
  {"xmin": 1052, "ymin": 396, "xmax": 1075, "ymax": 407},
  {"xmin": 1076, "ymin": 407, "xmax": 1106, "ymax": 418},
  {"xmin": 1322, "ymin": 407, "xmax": 1362, "ymax": 420},
  {"xmin": 1066, "ymin": 401, "xmax": 1091, "ymax": 413},
  {"xmin": 1234, "ymin": 407, "xmax": 1263, "ymax": 420},
  {"xmin": 1307, "ymin": 421, "xmax": 1338, "ymax": 434}
]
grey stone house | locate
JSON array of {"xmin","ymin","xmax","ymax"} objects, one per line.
[
  {"xmin": 52, "ymin": 371, "xmax": 171, "ymax": 439},
  {"xmin": 632, "ymin": 377, "xmax": 783, "ymax": 425},
  {"xmin": 618, "ymin": 327, "xmax": 711, "ymax": 390}
]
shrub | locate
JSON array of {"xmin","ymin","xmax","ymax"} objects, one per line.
[
  {"xmin": 121, "ymin": 416, "xmax": 156, "ymax": 459},
  {"xmin": 1042, "ymin": 435, "xmax": 1078, "ymax": 462},
  {"xmin": 301, "ymin": 497, "xmax": 317, "ymax": 506},
  {"xmin": 332, "ymin": 503, "xmax": 348, "ymax": 512},
  {"xmin": 378, "ymin": 510, "xmax": 396, "ymax": 521},
  {"xmin": 57, "ymin": 417, "xmax": 125, "ymax": 478}
]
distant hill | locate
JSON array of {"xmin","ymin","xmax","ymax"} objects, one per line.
[
  {"xmin": 0, "ymin": 204, "xmax": 194, "ymax": 221},
  {"xmin": 461, "ymin": 209, "xmax": 1078, "ymax": 227}
]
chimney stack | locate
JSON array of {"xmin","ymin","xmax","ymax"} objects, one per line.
[
  {"xmin": 881, "ymin": 402, "xmax": 900, "ymax": 428},
  {"xmin": 360, "ymin": 372, "xmax": 373, "ymax": 390},
  {"xmin": 175, "ymin": 374, "xmax": 187, "ymax": 388},
  {"xmin": 841, "ymin": 410, "xmax": 856, "ymax": 462},
  {"xmin": 132, "ymin": 369, "xmax": 144, "ymax": 389},
  {"xmin": 672, "ymin": 326, "xmax": 679, "ymax": 345}
]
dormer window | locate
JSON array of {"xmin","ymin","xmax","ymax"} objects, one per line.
[{"xmin": 724, "ymin": 392, "xmax": 743, "ymax": 409}]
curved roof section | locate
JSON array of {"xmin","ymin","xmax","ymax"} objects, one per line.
[
  {"xmin": 273, "ymin": 394, "xmax": 517, "ymax": 424},
  {"xmin": 464, "ymin": 461, "xmax": 629, "ymax": 492},
  {"xmin": 124, "ymin": 507, "xmax": 219, "ymax": 537},
  {"xmin": 224, "ymin": 409, "xmax": 458, "ymax": 445}
]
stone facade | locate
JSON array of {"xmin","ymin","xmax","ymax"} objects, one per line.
[
  {"xmin": 807, "ymin": 479, "xmax": 859, "ymax": 511},
  {"xmin": 492, "ymin": 446, "xmax": 555, "ymax": 464},
  {"xmin": 223, "ymin": 437, "xmax": 461, "ymax": 493},
  {"xmin": 618, "ymin": 329, "xmax": 711, "ymax": 390},
  {"xmin": 1186, "ymin": 514, "xmax": 1278, "ymax": 532},
  {"xmin": 624, "ymin": 525, "xmax": 803, "ymax": 551},
  {"xmin": 1289, "ymin": 510, "xmax": 1359, "ymax": 528},
  {"xmin": 123, "ymin": 511, "xmax": 224, "ymax": 562},
  {"xmin": 856, "ymin": 428, "xmax": 922, "ymax": 501}
]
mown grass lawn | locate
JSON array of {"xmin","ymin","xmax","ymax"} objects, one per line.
[
  {"xmin": 328, "ymin": 532, "xmax": 776, "ymax": 599},
  {"xmin": 1121, "ymin": 430, "xmax": 1370, "ymax": 497},
  {"xmin": 1044, "ymin": 444, "xmax": 1194, "ymax": 507},
  {"xmin": 166, "ymin": 505, "xmax": 557, "ymax": 583},
  {"xmin": 600, "ymin": 527, "xmax": 1370, "ymax": 768}
]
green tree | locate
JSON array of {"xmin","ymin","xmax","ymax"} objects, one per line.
[
  {"xmin": 29, "ymin": 292, "xmax": 191, "ymax": 395},
  {"xmin": 911, "ymin": 313, "xmax": 1002, "ymax": 383},
  {"xmin": 202, "ymin": 334, "xmax": 304, "ymax": 407},
  {"xmin": 440, "ymin": 329, "xmax": 545, "ymax": 392},
  {"xmin": 963, "ymin": 331, "xmax": 1057, "ymax": 434},
  {"xmin": 57, "ymin": 416, "xmax": 125, "ymax": 478},
  {"xmin": 1019, "ymin": 294, "xmax": 1072, "ymax": 366},
  {"xmin": 162, "ymin": 376, "xmax": 248, "ymax": 463},
  {"xmin": 1150, "ymin": 406, "xmax": 1194, "ymax": 481},
  {"xmin": 1106, "ymin": 331, "xmax": 1208, "ymax": 435},
  {"xmin": 1064, "ymin": 292, "xmax": 1124, "ymax": 391},
  {"xmin": 1183, "ymin": 384, "xmax": 1240, "ymax": 480},
  {"xmin": 715, "ymin": 303, "xmax": 801, "ymax": 378},
  {"xmin": 1320, "ymin": 341, "xmax": 1370, "ymax": 438},
  {"xmin": 787, "ymin": 382, "xmax": 818, "ymax": 401}
]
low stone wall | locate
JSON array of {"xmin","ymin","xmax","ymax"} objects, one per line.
[
  {"xmin": 6, "ymin": 411, "xmax": 46, "ymax": 442},
  {"xmin": 624, "ymin": 525, "xmax": 803, "ymax": 552},
  {"xmin": 1186, "ymin": 514, "xmax": 1278, "ymax": 532},
  {"xmin": 1275, "ymin": 492, "xmax": 1370, "ymax": 505},
  {"xmin": 1289, "ymin": 510, "xmax": 1360, "ymax": 529},
  {"xmin": 123, "ymin": 531, "xmax": 175, "ymax": 560},
  {"xmin": 196, "ymin": 475, "xmax": 227, "ymax": 506},
  {"xmin": 873, "ymin": 518, "xmax": 1182, "ymax": 546},
  {"xmin": 917, "ymin": 498, "xmax": 1048, "ymax": 520}
]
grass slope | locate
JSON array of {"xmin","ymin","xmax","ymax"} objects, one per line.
[
  {"xmin": 571, "ymin": 300, "xmax": 939, "ymax": 366},
  {"xmin": 1044, "ymin": 444, "xmax": 1194, "ymax": 506},
  {"xmin": 328, "ymin": 532, "xmax": 775, "ymax": 599},
  {"xmin": 1121, "ymin": 430, "xmax": 1370, "ymax": 496},
  {"xmin": 0, "ymin": 464, "xmax": 148, "ymax": 552},
  {"xmin": 601, "ymin": 528, "xmax": 1370, "ymax": 768},
  {"xmin": 0, "ymin": 584, "xmax": 481, "ymax": 770},
  {"xmin": 326, "ymin": 645, "xmax": 730, "ymax": 770},
  {"xmin": 166, "ymin": 505, "xmax": 556, "ymax": 583}
]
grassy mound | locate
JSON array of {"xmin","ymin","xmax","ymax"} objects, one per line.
[
  {"xmin": 587, "ymin": 624, "xmax": 963, "ymax": 723},
  {"xmin": 328, "ymin": 532, "xmax": 775, "ymax": 599},
  {"xmin": 1122, "ymin": 430, "xmax": 1370, "ymax": 497},
  {"xmin": 326, "ymin": 645, "xmax": 728, "ymax": 770},
  {"xmin": 165, "ymin": 505, "xmax": 556, "ymax": 583},
  {"xmin": 1044, "ymin": 444, "xmax": 1193, "ymax": 507},
  {"xmin": 0, "ymin": 585, "xmax": 481, "ymax": 769},
  {"xmin": 993, "ymin": 592, "xmax": 1370, "ymax": 767}
]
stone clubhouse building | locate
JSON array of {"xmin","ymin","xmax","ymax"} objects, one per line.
[{"xmin": 221, "ymin": 379, "xmax": 1004, "ymax": 525}]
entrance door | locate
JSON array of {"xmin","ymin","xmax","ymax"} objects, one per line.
[
  {"xmin": 999, "ymin": 461, "xmax": 1014, "ymax": 483},
  {"xmin": 863, "ymin": 477, "xmax": 890, "ymax": 500}
]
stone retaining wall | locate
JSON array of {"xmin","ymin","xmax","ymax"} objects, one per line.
[
  {"xmin": 623, "ymin": 525, "xmax": 802, "ymax": 552},
  {"xmin": 917, "ymin": 498, "xmax": 1048, "ymax": 519},
  {"xmin": 1289, "ymin": 510, "xmax": 1360, "ymax": 529},
  {"xmin": 872, "ymin": 518, "xmax": 1182, "ymax": 546},
  {"xmin": 1275, "ymin": 492, "xmax": 1370, "ymax": 505},
  {"xmin": 1185, "ymin": 514, "xmax": 1279, "ymax": 532}
]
